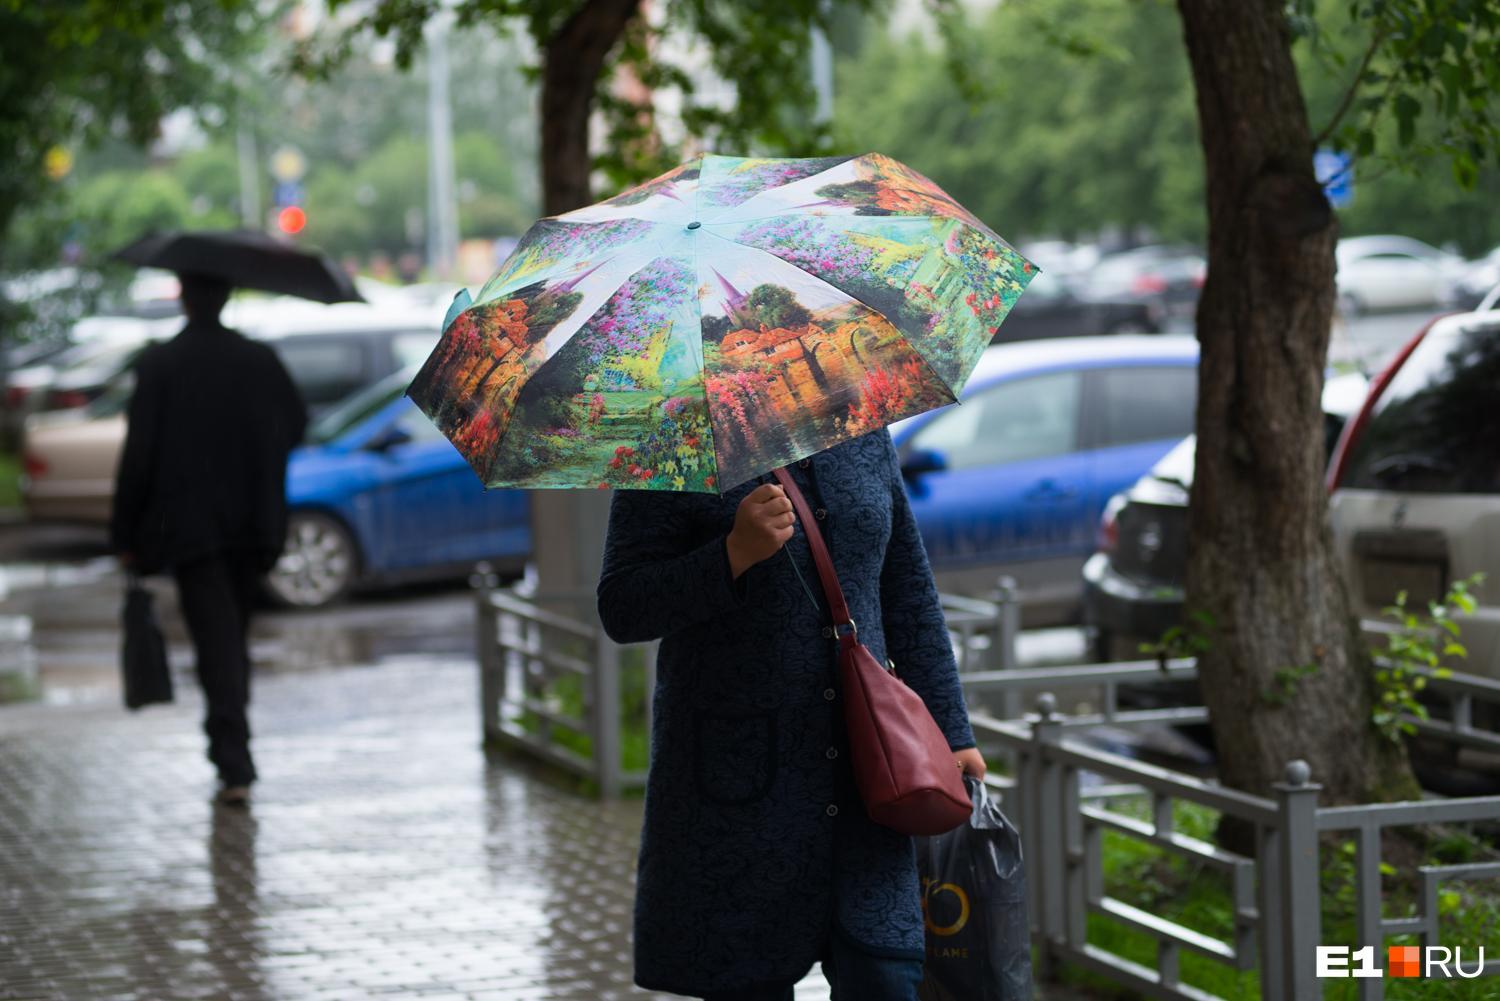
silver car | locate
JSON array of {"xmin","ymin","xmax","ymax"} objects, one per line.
[{"xmin": 1328, "ymin": 310, "xmax": 1500, "ymax": 687}]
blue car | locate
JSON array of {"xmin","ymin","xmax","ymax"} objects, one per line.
[
  {"xmin": 889, "ymin": 335, "xmax": 1200, "ymax": 626},
  {"xmin": 266, "ymin": 369, "xmax": 530, "ymax": 607}
]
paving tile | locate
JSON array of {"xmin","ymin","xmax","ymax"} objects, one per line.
[{"xmin": 0, "ymin": 656, "xmax": 838, "ymax": 1000}]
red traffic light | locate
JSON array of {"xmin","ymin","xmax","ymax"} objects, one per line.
[{"xmin": 276, "ymin": 205, "xmax": 307, "ymax": 235}]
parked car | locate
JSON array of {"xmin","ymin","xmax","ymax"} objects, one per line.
[
  {"xmin": 19, "ymin": 304, "xmax": 440, "ymax": 524},
  {"xmin": 1335, "ymin": 235, "xmax": 1466, "ymax": 316},
  {"xmin": 889, "ymin": 335, "xmax": 1200, "ymax": 625},
  {"xmin": 1442, "ymin": 245, "xmax": 1500, "ymax": 311},
  {"xmin": 993, "ymin": 270, "xmax": 1162, "ymax": 343},
  {"xmin": 3, "ymin": 316, "xmax": 171, "ymax": 442},
  {"xmin": 1083, "ymin": 245, "xmax": 1205, "ymax": 327},
  {"xmin": 266, "ymin": 368, "xmax": 529, "ymax": 607},
  {"xmin": 1019, "ymin": 240, "xmax": 1103, "ymax": 286},
  {"xmin": 1327, "ymin": 309, "xmax": 1500, "ymax": 687},
  {"xmin": 1081, "ymin": 371, "xmax": 1369, "ymax": 660}
]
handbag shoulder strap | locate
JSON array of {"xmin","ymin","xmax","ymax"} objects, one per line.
[{"xmin": 771, "ymin": 466, "xmax": 855, "ymax": 635}]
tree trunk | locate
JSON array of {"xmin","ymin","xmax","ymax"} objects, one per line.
[
  {"xmin": 1174, "ymin": 0, "xmax": 1418, "ymax": 831},
  {"xmin": 539, "ymin": 0, "xmax": 641, "ymax": 215},
  {"xmin": 531, "ymin": 0, "xmax": 639, "ymax": 625}
]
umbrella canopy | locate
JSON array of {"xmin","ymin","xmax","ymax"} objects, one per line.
[
  {"xmin": 114, "ymin": 230, "xmax": 363, "ymax": 304},
  {"xmin": 408, "ymin": 153, "xmax": 1036, "ymax": 493}
]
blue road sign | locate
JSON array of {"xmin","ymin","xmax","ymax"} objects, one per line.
[
  {"xmin": 1315, "ymin": 149, "xmax": 1354, "ymax": 208},
  {"xmin": 273, "ymin": 181, "xmax": 305, "ymax": 208}
]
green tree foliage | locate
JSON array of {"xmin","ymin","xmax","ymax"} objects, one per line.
[
  {"xmin": 836, "ymin": 0, "xmax": 1204, "ymax": 245},
  {"xmin": 5, "ymin": 29, "xmax": 538, "ymax": 276},
  {"xmin": 300, "ymin": 0, "xmax": 880, "ymax": 211},
  {"xmin": 834, "ymin": 0, "xmax": 1499, "ymax": 254},
  {"xmin": 0, "ymin": 0, "xmax": 262, "ymax": 265},
  {"xmin": 1295, "ymin": 0, "xmax": 1500, "ymax": 188},
  {"xmin": 746, "ymin": 284, "xmax": 813, "ymax": 330}
]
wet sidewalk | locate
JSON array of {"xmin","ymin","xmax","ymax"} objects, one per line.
[
  {"xmin": 1, "ymin": 652, "xmax": 692, "ymax": 1001},
  {"xmin": 0, "ymin": 528, "xmax": 1093, "ymax": 1001}
]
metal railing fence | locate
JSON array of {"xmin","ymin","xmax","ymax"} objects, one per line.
[{"xmin": 471, "ymin": 571, "xmax": 1500, "ymax": 998}]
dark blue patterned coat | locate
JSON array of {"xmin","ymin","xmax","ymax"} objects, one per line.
[{"xmin": 597, "ymin": 428, "xmax": 977, "ymax": 997}]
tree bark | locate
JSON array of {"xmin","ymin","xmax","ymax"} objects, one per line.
[
  {"xmin": 1174, "ymin": 0, "xmax": 1418, "ymax": 829},
  {"xmin": 539, "ymin": 0, "xmax": 641, "ymax": 215},
  {"xmin": 531, "ymin": 1, "xmax": 639, "ymax": 624}
]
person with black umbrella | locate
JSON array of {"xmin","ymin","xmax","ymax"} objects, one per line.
[{"xmin": 110, "ymin": 263, "xmax": 313, "ymax": 806}]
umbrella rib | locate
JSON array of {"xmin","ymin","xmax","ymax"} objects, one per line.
[
  {"xmin": 692, "ymin": 155, "xmax": 726, "ymax": 494},
  {"xmin": 698, "ymin": 228, "xmax": 960, "ymax": 408}
]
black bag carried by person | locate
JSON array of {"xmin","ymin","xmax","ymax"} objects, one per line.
[
  {"xmin": 916, "ymin": 775, "xmax": 1032, "ymax": 1001},
  {"xmin": 121, "ymin": 574, "xmax": 173, "ymax": 709}
]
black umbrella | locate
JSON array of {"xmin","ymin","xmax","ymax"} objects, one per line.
[{"xmin": 113, "ymin": 229, "xmax": 364, "ymax": 304}]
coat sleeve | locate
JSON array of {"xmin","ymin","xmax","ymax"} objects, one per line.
[
  {"xmin": 876, "ymin": 431, "xmax": 977, "ymax": 751},
  {"xmin": 110, "ymin": 347, "xmax": 164, "ymax": 554},
  {"xmin": 596, "ymin": 488, "xmax": 752, "ymax": 644}
]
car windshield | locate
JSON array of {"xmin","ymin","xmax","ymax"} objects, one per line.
[
  {"xmin": 1341, "ymin": 320, "xmax": 1500, "ymax": 494},
  {"xmin": 305, "ymin": 369, "xmax": 415, "ymax": 445}
]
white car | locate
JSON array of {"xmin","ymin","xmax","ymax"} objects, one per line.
[
  {"xmin": 1327, "ymin": 310, "xmax": 1500, "ymax": 688},
  {"xmin": 1335, "ymin": 235, "xmax": 1466, "ymax": 315},
  {"xmin": 1443, "ymin": 245, "xmax": 1500, "ymax": 311},
  {"xmin": 20, "ymin": 301, "xmax": 441, "ymax": 525}
]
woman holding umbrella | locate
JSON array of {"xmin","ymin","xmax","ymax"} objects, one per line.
[
  {"xmin": 597, "ymin": 431, "xmax": 987, "ymax": 1000},
  {"xmin": 404, "ymin": 154, "xmax": 1035, "ymax": 997}
]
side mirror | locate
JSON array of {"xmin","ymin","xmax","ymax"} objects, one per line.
[
  {"xmin": 365, "ymin": 425, "xmax": 413, "ymax": 453},
  {"xmin": 900, "ymin": 448, "xmax": 947, "ymax": 479}
]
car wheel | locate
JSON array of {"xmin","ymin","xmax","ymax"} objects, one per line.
[{"xmin": 264, "ymin": 511, "xmax": 359, "ymax": 609}]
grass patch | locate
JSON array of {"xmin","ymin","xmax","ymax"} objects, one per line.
[
  {"xmin": 1045, "ymin": 793, "xmax": 1500, "ymax": 999},
  {"xmin": 511, "ymin": 642, "xmax": 651, "ymax": 794},
  {"xmin": 0, "ymin": 668, "xmax": 40, "ymax": 704}
]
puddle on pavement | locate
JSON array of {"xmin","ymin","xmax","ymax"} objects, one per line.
[
  {"xmin": 0, "ymin": 556, "xmax": 118, "ymax": 599},
  {"xmin": 0, "ymin": 560, "xmax": 481, "ymax": 706},
  {"xmin": 0, "ymin": 554, "xmax": 1217, "ymax": 785}
]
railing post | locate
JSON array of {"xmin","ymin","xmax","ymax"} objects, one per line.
[
  {"xmin": 1272, "ymin": 759, "xmax": 1323, "ymax": 1001},
  {"xmin": 471, "ymin": 562, "xmax": 501, "ymax": 742},
  {"xmin": 592, "ymin": 633, "xmax": 622, "ymax": 797},
  {"xmin": 1029, "ymin": 691, "xmax": 1065, "ymax": 981},
  {"xmin": 978, "ymin": 575, "xmax": 1022, "ymax": 729}
]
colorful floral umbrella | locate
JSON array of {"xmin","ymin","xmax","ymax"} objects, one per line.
[{"xmin": 407, "ymin": 153, "xmax": 1037, "ymax": 493}]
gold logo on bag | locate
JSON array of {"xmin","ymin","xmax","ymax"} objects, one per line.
[{"xmin": 922, "ymin": 877, "xmax": 971, "ymax": 937}]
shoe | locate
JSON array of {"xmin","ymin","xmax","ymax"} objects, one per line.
[{"xmin": 217, "ymin": 784, "xmax": 251, "ymax": 806}]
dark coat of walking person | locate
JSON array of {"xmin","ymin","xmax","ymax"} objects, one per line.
[
  {"xmin": 110, "ymin": 274, "xmax": 308, "ymax": 804},
  {"xmin": 597, "ymin": 428, "xmax": 986, "ymax": 1001}
]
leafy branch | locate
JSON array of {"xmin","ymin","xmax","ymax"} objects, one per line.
[
  {"xmin": 1370, "ymin": 573, "xmax": 1486, "ymax": 744},
  {"xmin": 1139, "ymin": 609, "xmax": 1215, "ymax": 671}
]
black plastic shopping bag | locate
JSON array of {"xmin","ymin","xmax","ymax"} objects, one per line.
[
  {"xmin": 121, "ymin": 575, "xmax": 173, "ymax": 709},
  {"xmin": 916, "ymin": 774, "xmax": 1032, "ymax": 1001}
]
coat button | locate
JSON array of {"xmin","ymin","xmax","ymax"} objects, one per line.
[
  {"xmin": 799, "ymin": 458, "xmax": 811, "ymax": 469},
  {"xmin": 826, "ymin": 804, "xmax": 839, "ymax": 816},
  {"xmin": 822, "ymin": 626, "xmax": 833, "ymax": 639},
  {"xmin": 814, "ymin": 508, "xmax": 827, "ymax": 520},
  {"xmin": 826, "ymin": 747, "xmax": 839, "ymax": 760},
  {"xmin": 823, "ymin": 688, "xmax": 836, "ymax": 701}
]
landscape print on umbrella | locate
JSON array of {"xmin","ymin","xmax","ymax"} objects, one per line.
[
  {"xmin": 716, "ymin": 154, "xmax": 1035, "ymax": 388},
  {"xmin": 480, "ymin": 254, "xmax": 717, "ymax": 491},
  {"xmin": 701, "ymin": 241, "xmax": 955, "ymax": 488},
  {"xmin": 406, "ymin": 254, "xmax": 634, "ymax": 479},
  {"xmin": 406, "ymin": 152, "xmax": 1038, "ymax": 494}
]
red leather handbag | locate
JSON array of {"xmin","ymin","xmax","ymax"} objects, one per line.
[{"xmin": 771, "ymin": 466, "xmax": 971, "ymax": 837}]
